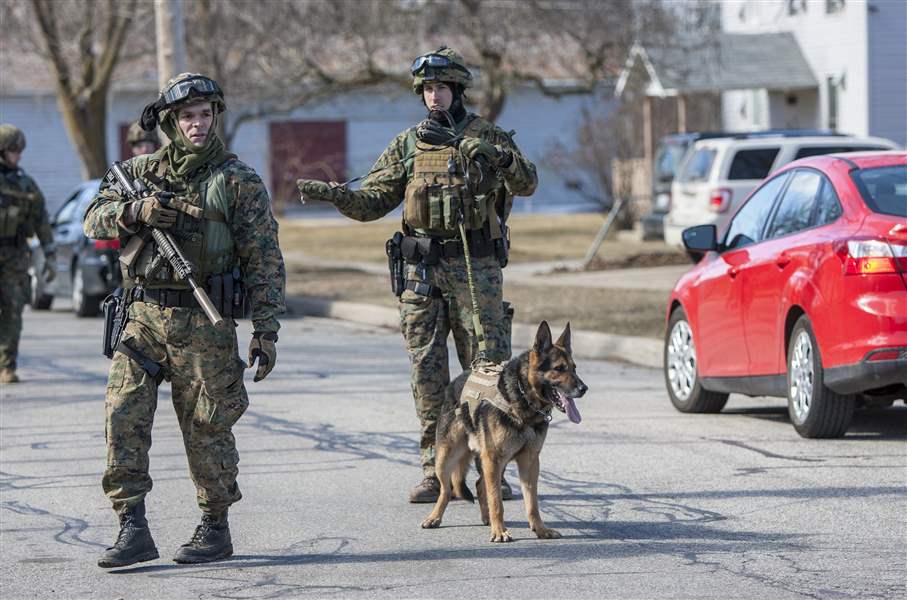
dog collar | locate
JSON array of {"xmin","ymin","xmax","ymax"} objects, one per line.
[{"xmin": 517, "ymin": 379, "xmax": 553, "ymax": 423}]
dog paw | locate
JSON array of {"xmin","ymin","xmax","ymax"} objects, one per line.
[
  {"xmin": 481, "ymin": 515, "xmax": 490, "ymax": 526},
  {"xmin": 490, "ymin": 529, "xmax": 513, "ymax": 543},
  {"xmin": 421, "ymin": 517, "xmax": 442, "ymax": 529},
  {"xmin": 534, "ymin": 527, "xmax": 562, "ymax": 539}
]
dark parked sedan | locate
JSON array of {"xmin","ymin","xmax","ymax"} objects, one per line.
[{"xmin": 29, "ymin": 180, "xmax": 121, "ymax": 316}]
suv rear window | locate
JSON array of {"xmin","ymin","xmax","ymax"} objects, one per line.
[
  {"xmin": 794, "ymin": 146, "xmax": 889, "ymax": 159},
  {"xmin": 678, "ymin": 148, "xmax": 716, "ymax": 182},
  {"xmin": 852, "ymin": 165, "xmax": 907, "ymax": 217},
  {"xmin": 727, "ymin": 148, "xmax": 780, "ymax": 180}
]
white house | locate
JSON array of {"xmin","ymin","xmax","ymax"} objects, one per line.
[
  {"xmin": 0, "ymin": 72, "xmax": 606, "ymax": 214},
  {"xmin": 720, "ymin": 0, "xmax": 906, "ymax": 146}
]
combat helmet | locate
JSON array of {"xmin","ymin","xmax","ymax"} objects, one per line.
[
  {"xmin": 0, "ymin": 124, "xmax": 26, "ymax": 153},
  {"xmin": 411, "ymin": 47, "xmax": 473, "ymax": 95},
  {"xmin": 140, "ymin": 72, "xmax": 226, "ymax": 132},
  {"xmin": 126, "ymin": 122, "xmax": 159, "ymax": 146}
]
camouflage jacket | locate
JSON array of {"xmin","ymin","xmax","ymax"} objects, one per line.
[
  {"xmin": 331, "ymin": 114, "xmax": 537, "ymax": 222},
  {"xmin": 83, "ymin": 153, "xmax": 286, "ymax": 333},
  {"xmin": 0, "ymin": 164, "xmax": 54, "ymax": 253}
]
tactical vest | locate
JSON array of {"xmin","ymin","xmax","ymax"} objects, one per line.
[
  {"xmin": 403, "ymin": 117, "xmax": 505, "ymax": 239},
  {"xmin": 0, "ymin": 170, "xmax": 37, "ymax": 241},
  {"xmin": 123, "ymin": 156, "xmax": 235, "ymax": 290}
]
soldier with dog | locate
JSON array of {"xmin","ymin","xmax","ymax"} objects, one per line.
[{"xmin": 298, "ymin": 47, "xmax": 538, "ymax": 503}]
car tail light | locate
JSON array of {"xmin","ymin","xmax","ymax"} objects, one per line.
[
  {"xmin": 93, "ymin": 239, "xmax": 121, "ymax": 250},
  {"xmin": 708, "ymin": 188, "xmax": 732, "ymax": 213},
  {"xmin": 836, "ymin": 239, "xmax": 907, "ymax": 275}
]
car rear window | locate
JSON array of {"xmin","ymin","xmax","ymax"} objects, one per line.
[
  {"xmin": 678, "ymin": 148, "xmax": 716, "ymax": 182},
  {"xmin": 727, "ymin": 148, "xmax": 780, "ymax": 180},
  {"xmin": 654, "ymin": 142, "xmax": 689, "ymax": 182},
  {"xmin": 852, "ymin": 165, "xmax": 907, "ymax": 217},
  {"xmin": 794, "ymin": 146, "xmax": 889, "ymax": 159}
]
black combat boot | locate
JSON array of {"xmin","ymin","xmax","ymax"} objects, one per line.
[
  {"xmin": 173, "ymin": 511, "xmax": 233, "ymax": 564},
  {"xmin": 500, "ymin": 475, "xmax": 514, "ymax": 501},
  {"xmin": 97, "ymin": 502, "xmax": 159, "ymax": 568},
  {"xmin": 408, "ymin": 475, "xmax": 441, "ymax": 503}
]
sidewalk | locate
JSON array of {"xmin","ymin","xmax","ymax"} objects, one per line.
[{"xmin": 285, "ymin": 253, "xmax": 688, "ymax": 369}]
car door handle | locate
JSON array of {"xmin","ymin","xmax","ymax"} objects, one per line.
[
  {"xmin": 727, "ymin": 266, "xmax": 740, "ymax": 278},
  {"xmin": 775, "ymin": 254, "xmax": 791, "ymax": 269}
]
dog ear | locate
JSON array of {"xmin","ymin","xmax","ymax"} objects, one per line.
[
  {"xmin": 556, "ymin": 322, "xmax": 572, "ymax": 353},
  {"xmin": 533, "ymin": 320, "xmax": 552, "ymax": 353}
]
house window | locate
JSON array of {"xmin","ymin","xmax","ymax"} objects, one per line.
[
  {"xmin": 826, "ymin": 77, "xmax": 839, "ymax": 132},
  {"xmin": 788, "ymin": 0, "xmax": 807, "ymax": 15},
  {"xmin": 826, "ymin": 0, "xmax": 845, "ymax": 13},
  {"xmin": 269, "ymin": 120, "xmax": 347, "ymax": 206}
]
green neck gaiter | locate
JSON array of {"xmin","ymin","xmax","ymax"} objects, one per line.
[{"xmin": 159, "ymin": 112, "xmax": 230, "ymax": 178}]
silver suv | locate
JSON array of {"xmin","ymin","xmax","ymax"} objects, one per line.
[
  {"xmin": 664, "ymin": 134, "xmax": 897, "ymax": 247},
  {"xmin": 29, "ymin": 180, "xmax": 121, "ymax": 316}
]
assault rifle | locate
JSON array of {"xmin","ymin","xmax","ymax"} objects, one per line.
[{"xmin": 109, "ymin": 161, "xmax": 224, "ymax": 326}]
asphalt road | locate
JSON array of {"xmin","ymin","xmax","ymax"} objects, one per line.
[{"xmin": 1, "ymin": 306, "xmax": 905, "ymax": 600}]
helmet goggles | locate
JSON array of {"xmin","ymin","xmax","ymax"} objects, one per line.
[
  {"xmin": 410, "ymin": 54, "xmax": 470, "ymax": 76},
  {"xmin": 162, "ymin": 76, "xmax": 222, "ymax": 107}
]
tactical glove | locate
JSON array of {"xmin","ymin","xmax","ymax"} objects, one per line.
[
  {"xmin": 124, "ymin": 197, "xmax": 177, "ymax": 228},
  {"xmin": 416, "ymin": 119, "xmax": 457, "ymax": 146},
  {"xmin": 297, "ymin": 179, "xmax": 348, "ymax": 204},
  {"xmin": 248, "ymin": 331, "xmax": 278, "ymax": 382},
  {"xmin": 42, "ymin": 253, "xmax": 56, "ymax": 283},
  {"xmin": 459, "ymin": 137, "xmax": 512, "ymax": 168}
]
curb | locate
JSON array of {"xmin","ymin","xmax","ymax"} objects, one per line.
[{"xmin": 287, "ymin": 296, "xmax": 662, "ymax": 369}]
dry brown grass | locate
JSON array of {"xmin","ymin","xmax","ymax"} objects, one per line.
[
  {"xmin": 279, "ymin": 212, "xmax": 680, "ymax": 266},
  {"xmin": 281, "ymin": 213, "xmax": 675, "ymax": 339},
  {"xmin": 285, "ymin": 264, "xmax": 669, "ymax": 339}
]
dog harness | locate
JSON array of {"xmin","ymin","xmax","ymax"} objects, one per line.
[{"xmin": 455, "ymin": 361, "xmax": 518, "ymax": 422}]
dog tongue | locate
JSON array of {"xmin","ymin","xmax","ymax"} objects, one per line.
[{"xmin": 561, "ymin": 393, "xmax": 582, "ymax": 424}]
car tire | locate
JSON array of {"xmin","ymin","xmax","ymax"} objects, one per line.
[
  {"xmin": 787, "ymin": 316, "xmax": 855, "ymax": 438},
  {"xmin": 664, "ymin": 307, "xmax": 729, "ymax": 413},
  {"xmin": 72, "ymin": 263, "xmax": 101, "ymax": 317},
  {"xmin": 29, "ymin": 271, "xmax": 53, "ymax": 310}
]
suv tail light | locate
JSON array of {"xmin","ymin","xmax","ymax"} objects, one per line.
[
  {"xmin": 837, "ymin": 239, "xmax": 907, "ymax": 275},
  {"xmin": 708, "ymin": 188, "xmax": 732, "ymax": 213},
  {"xmin": 93, "ymin": 239, "xmax": 121, "ymax": 250}
]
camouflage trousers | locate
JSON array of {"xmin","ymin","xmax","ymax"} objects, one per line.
[
  {"xmin": 0, "ymin": 248, "xmax": 29, "ymax": 371},
  {"xmin": 103, "ymin": 301, "xmax": 248, "ymax": 515},
  {"xmin": 399, "ymin": 254, "xmax": 512, "ymax": 477}
]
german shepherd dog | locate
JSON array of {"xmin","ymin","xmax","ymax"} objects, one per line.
[{"xmin": 421, "ymin": 321, "xmax": 587, "ymax": 542}]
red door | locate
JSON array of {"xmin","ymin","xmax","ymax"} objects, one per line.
[
  {"xmin": 269, "ymin": 121, "xmax": 347, "ymax": 207},
  {"xmin": 693, "ymin": 249, "xmax": 751, "ymax": 377}
]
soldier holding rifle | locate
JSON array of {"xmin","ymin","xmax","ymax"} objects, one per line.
[{"xmin": 83, "ymin": 73, "xmax": 285, "ymax": 568}]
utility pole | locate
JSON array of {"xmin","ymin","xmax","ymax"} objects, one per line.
[{"xmin": 154, "ymin": 0, "xmax": 187, "ymax": 89}]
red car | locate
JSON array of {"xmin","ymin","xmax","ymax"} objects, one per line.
[{"xmin": 664, "ymin": 151, "xmax": 906, "ymax": 438}]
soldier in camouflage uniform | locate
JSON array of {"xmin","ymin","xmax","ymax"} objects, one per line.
[
  {"xmin": 298, "ymin": 48, "xmax": 537, "ymax": 503},
  {"xmin": 0, "ymin": 124, "xmax": 56, "ymax": 384},
  {"xmin": 126, "ymin": 121, "xmax": 160, "ymax": 157},
  {"xmin": 84, "ymin": 74, "xmax": 285, "ymax": 568}
]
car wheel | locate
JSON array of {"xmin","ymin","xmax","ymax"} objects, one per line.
[
  {"xmin": 787, "ymin": 316, "xmax": 855, "ymax": 438},
  {"xmin": 72, "ymin": 263, "xmax": 101, "ymax": 317},
  {"xmin": 664, "ymin": 307, "xmax": 729, "ymax": 413},
  {"xmin": 29, "ymin": 270, "xmax": 53, "ymax": 310}
]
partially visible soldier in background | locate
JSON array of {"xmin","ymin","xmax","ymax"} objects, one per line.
[
  {"xmin": 0, "ymin": 124, "xmax": 56, "ymax": 384},
  {"xmin": 126, "ymin": 122, "xmax": 160, "ymax": 157},
  {"xmin": 84, "ymin": 73, "xmax": 285, "ymax": 568},
  {"xmin": 298, "ymin": 47, "xmax": 537, "ymax": 503}
]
